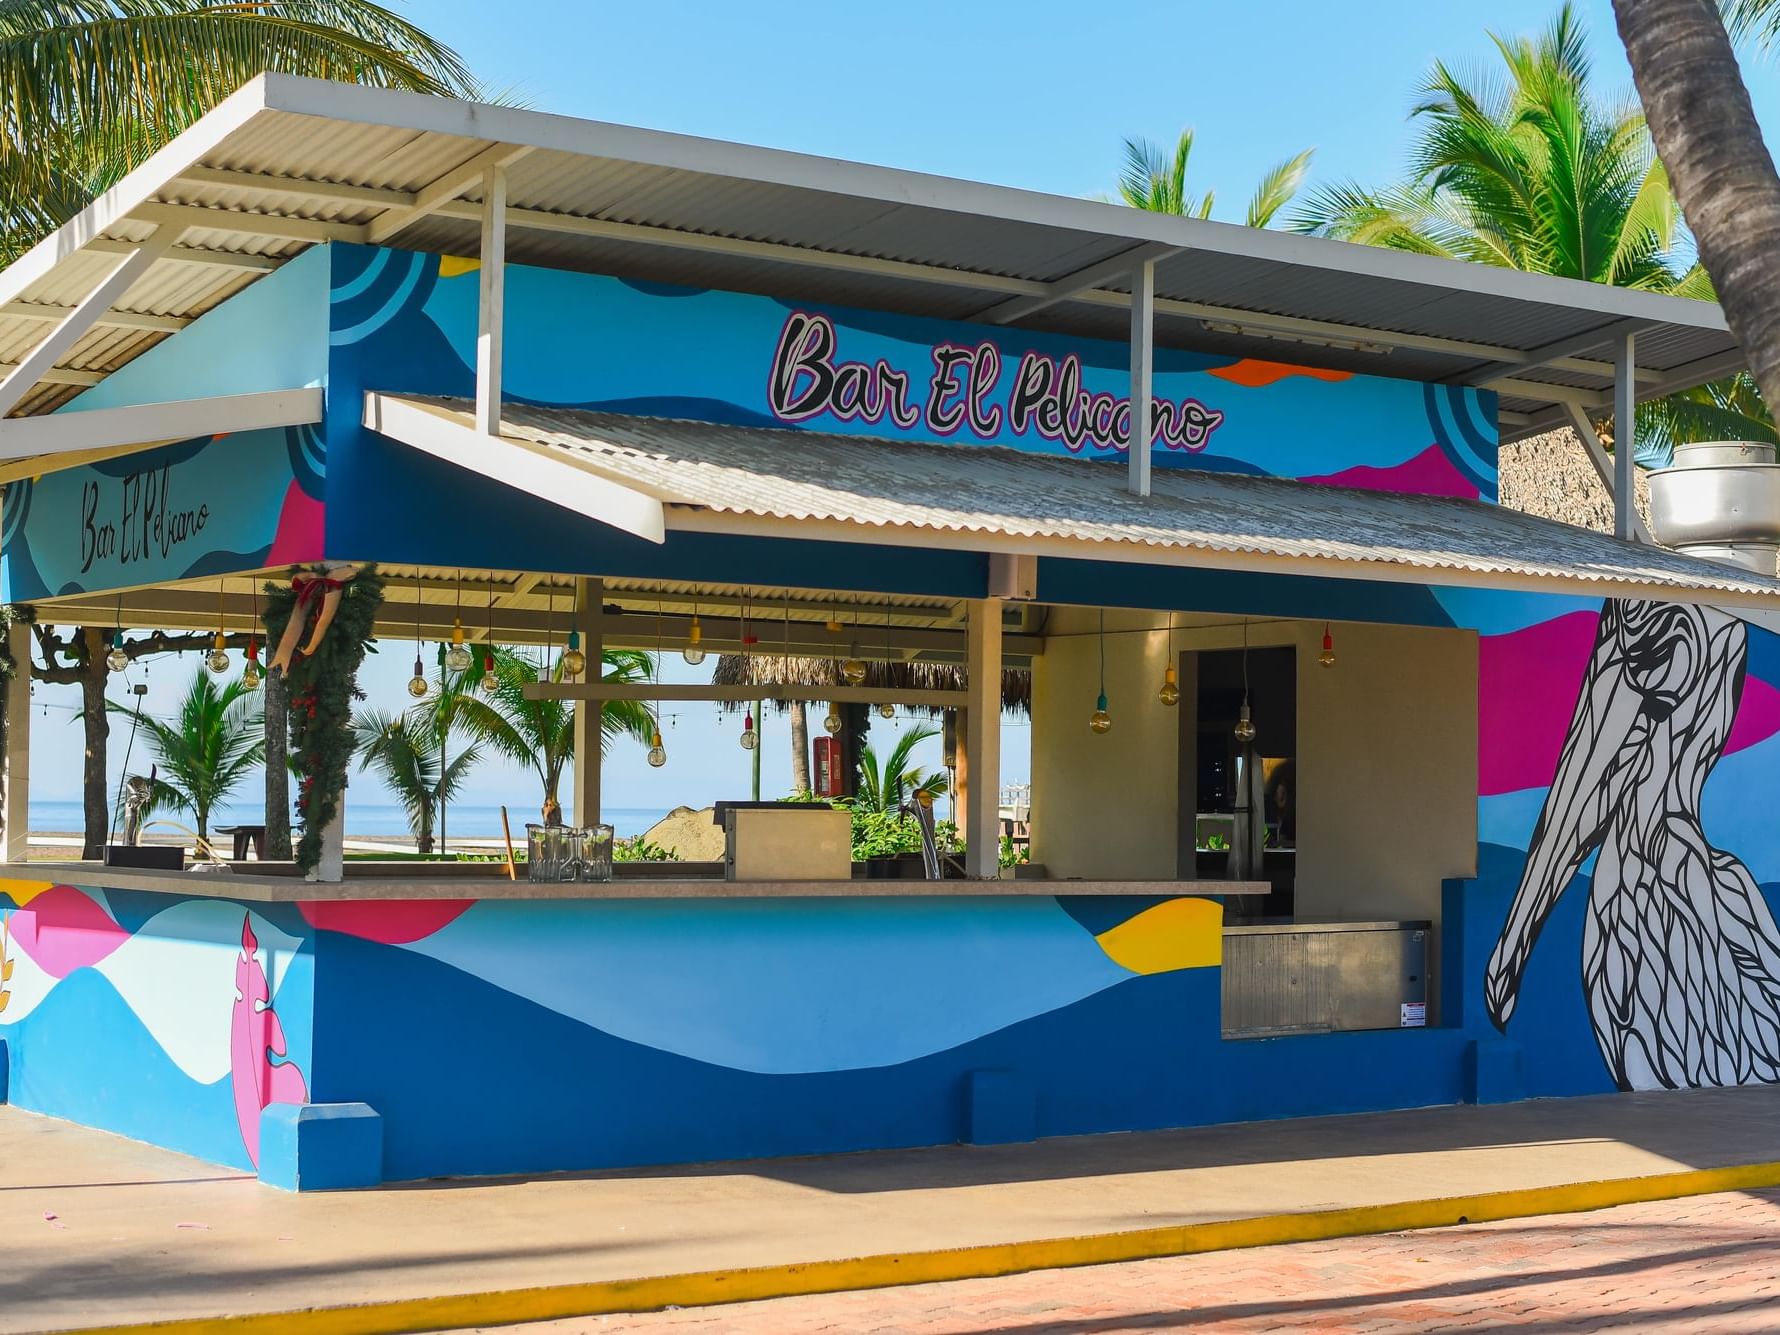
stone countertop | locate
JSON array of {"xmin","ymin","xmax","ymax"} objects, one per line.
[{"xmin": 3, "ymin": 864, "xmax": 1271, "ymax": 903}]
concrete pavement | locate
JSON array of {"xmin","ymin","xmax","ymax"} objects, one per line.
[{"xmin": 7, "ymin": 1085, "xmax": 1780, "ymax": 1333}]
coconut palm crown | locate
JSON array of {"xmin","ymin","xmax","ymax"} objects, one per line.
[{"xmin": 449, "ymin": 646, "xmax": 655, "ymax": 824}]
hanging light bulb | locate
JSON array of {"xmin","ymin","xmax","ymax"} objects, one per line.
[
  {"xmin": 445, "ymin": 617, "xmax": 474, "ymax": 673},
  {"xmin": 1234, "ymin": 702, "xmax": 1257, "ymax": 743},
  {"xmin": 823, "ymin": 707, "xmax": 843, "ymax": 736},
  {"xmin": 1090, "ymin": 691, "xmax": 1112, "ymax": 734},
  {"xmin": 841, "ymin": 640, "xmax": 867, "ymax": 687},
  {"xmin": 560, "ymin": 629, "xmax": 587, "ymax": 678},
  {"xmin": 407, "ymin": 653, "xmax": 430, "ymax": 698},
  {"xmin": 681, "ymin": 616, "xmax": 706, "ymax": 666},
  {"xmin": 647, "ymin": 729, "xmax": 668, "ymax": 768},
  {"xmin": 481, "ymin": 651, "xmax": 499, "ymax": 693},
  {"xmin": 206, "ymin": 630, "xmax": 231, "ymax": 674},
  {"xmin": 241, "ymin": 638, "xmax": 263, "ymax": 690},
  {"xmin": 877, "ymin": 701, "xmax": 895, "ymax": 720},
  {"xmin": 740, "ymin": 711, "xmax": 758, "ymax": 751},
  {"xmin": 1158, "ymin": 664, "xmax": 1180, "ymax": 707},
  {"xmin": 1319, "ymin": 623, "xmax": 1337, "ymax": 669},
  {"xmin": 106, "ymin": 630, "xmax": 129, "ymax": 674}
]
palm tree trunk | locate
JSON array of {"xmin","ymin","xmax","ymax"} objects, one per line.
[
  {"xmin": 788, "ymin": 701, "xmax": 811, "ymax": 794},
  {"xmin": 79, "ymin": 627, "xmax": 108, "ymax": 859},
  {"xmin": 1614, "ymin": 0, "xmax": 1780, "ymax": 406},
  {"xmin": 264, "ymin": 668, "xmax": 291, "ymax": 859}
]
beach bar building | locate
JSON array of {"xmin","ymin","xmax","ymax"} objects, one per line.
[{"xmin": 4, "ymin": 78, "xmax": 1780, "ymax": 1189}]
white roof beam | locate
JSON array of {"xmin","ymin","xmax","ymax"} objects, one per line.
[
  {"xmin": 0, "ymin": 364, "xmax": 104, "ymax": 387},
  {"xmin": 130, "ymin": 201, "xmax": 368, "ymax": 245},
  {"xmin": 974, "ymin": 242, "xmax": 1182, "ymax": 324},
  {"xmin": 87, "ymin": 237, "xmax": 281, "ymax": 272},
  {"xmin": 366, "ymin": 143, "xmax": 534, "ymax": 245},
  {"xmin": 1, "ymin": 300, "xmax": 189, "ymax": 333},
  {"xmin": 1450, "ymin": 317, "xmax": 1655, "ymax": 387},
  {"xmin": 0, "ymin": 387, "xmax": 321, "ymax": 463},
  {"xmin": 173, "ymin": 166, "xmax": 417, "ymax": 209},
  {"xmin": 363, "ymin": 390, "xmax": 665, "ymax": 543},
  {"xmin": 0, "ymin": 230, "xmax": 175, "ymax": 418}
]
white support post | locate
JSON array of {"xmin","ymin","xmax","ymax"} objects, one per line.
[
  {"xmin": 475, "ymin": 165, "xmax": 508, "ymax": 438},
  {"xmin": 4, "ymin": 621, "xmax": 31, "ymax": 864},
  {"xmin": 1128, "ymin": 259, "xmax": 1155, "ymax": 498},
  {"xmin": 572, "ymin": 578, "xmax": 604, "ymax": 830},
  {"xmin": 1613, "ymin": 331, "xmax": 1637, "ymax": 541},
  {"xmin": 964, "ymin": 597, "xmax": 1003, "ymax": 878}
]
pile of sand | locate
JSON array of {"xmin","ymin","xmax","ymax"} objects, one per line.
[{"xmin": 641, "ymin": 806, "xmax": 725, "ymax": 860}]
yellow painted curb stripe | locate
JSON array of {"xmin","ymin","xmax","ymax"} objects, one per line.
[{"xmin": 52, "ymin": 1159, "xmax": 1780, "ymax": 1335}]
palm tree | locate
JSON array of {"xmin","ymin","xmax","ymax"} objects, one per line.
[
  {"xmin": 1117, "ymin": 128, "xmax": 1313, "ymax": 227},
  {"xmin": 1295, "ymin": 3, "xmax": 1771, "ymax": 463},
  {"xmin": 451, "ymin": 646, "xmax": 655, "ymax": 824},
  {"xmin": 0, "ymin": 2, "xmax": 477, "ymax": 262},
  {"xmin": 111, "ymin": 667, "xmax": 264, "ymax": 846},
  {"xmin": 351, "ymin": 708, "xmax": 479, "ymax": 855},
  {"xmin": 1294, "ymin": 6, "xmax": 1674, "ymax": 284},
  {"xmin": 854, "ymin": 725, "xmax": 949, "ymax": 814},
  {"xmin": 1612, "ymin": 0, "xmax": 1780, "ymax": 419}
]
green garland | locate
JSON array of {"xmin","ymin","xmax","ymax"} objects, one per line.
[{"xmin": 262, "ymin": 566, "xmax": 384, "ymax": 875}]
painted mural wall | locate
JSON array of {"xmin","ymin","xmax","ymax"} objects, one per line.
[
  {"xmin": 0, "ymin": 879, "xmax": 312, "ymax": 1172},
  {"xmin": 0, "ymin": 243, "xmax": 330, "ymax": 603},
  {"xmin": 324, "ymin": 243, "xmax": 1499, "ymax": 500},
  {"xmin": 1460, "ymin": 591, "xmax": 1780, "ymax": 1097}
]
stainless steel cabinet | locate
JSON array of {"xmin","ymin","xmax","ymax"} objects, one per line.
[{"xmin": 1221, "ymin": 921, "xmax": 1429, "ymax": 1038}]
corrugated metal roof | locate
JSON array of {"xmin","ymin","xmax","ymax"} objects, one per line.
[
  {"xmin": 384, "ymin": 395, "xmax": 1780, "ymax": 610},
  {"xmin": 0, "ymin": 74, "xmax": 1747, "ymax": 445}
]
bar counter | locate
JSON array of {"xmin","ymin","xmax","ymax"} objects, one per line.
[{"xmin": 11, "ymin": 862, "xmax": 1272, "ymax": 902}]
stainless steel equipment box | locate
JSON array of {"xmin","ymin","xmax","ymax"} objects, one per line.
[
  {"xmin": 724, "ymin": 806, "xmax": 852, "ymax": 881},
  {"xmin": 1221, "ymin": 921, "xmax": 1429, "ymax": 1038}
]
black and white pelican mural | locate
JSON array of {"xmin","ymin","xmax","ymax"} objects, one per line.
[{"xmin": 1485, "ymin": 599, "xmax": 1780, "ymax": 1090}]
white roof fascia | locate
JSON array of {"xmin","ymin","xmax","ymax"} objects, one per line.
[
  {"xmin": 0, "ymin": 78, "xmax": 273, "ymax": 313},
  {"xmin": 362, "ymin": 391, "xmax": 666, "ymax": 544},
  {"xmin": 0, "ymin": 388, "xmax": 321, "ymax": 466}
]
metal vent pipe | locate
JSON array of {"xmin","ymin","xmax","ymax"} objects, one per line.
[{"xmin": 1647, "ymin": 441, "xmax": 1780, "ymax": 575}]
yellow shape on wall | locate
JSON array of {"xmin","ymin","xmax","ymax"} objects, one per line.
[
  {"xmin": 437, "ymin": 255, "xmax": 481, "ymax": 278},
  {"xmin": 1096, "ymin": 897, "xmax": 1223, "ymax": 975},
  {"xmin": 0, "ymin": 878, "xmax": 54, "ymax": 907}
]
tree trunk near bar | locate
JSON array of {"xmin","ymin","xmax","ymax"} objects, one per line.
[
  {"xmin": 841, "ymin": 702, "xmax": 869, "ymax": 800},
  {"xmin": 788, "ymin": 700, "xmax": 811, "ymax": 794},
  {"xmin": 1614, "ymin": 0, "xmax": 1780, "ymax": 408},
  {"xmin": 78, "ymin": 627, "xmax": 108, "ymax": 858},
  {"xmin": 264, "ymin": 667, "xmax": 292, "ymax": 860}
]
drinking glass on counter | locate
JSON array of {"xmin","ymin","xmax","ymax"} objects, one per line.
[{"xmin": 525, "ymin": 822, "xmax": 615, "ymax": 882}]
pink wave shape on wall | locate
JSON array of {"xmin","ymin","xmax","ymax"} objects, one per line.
[
  {"xmin": 298, "ymin": 899, "xmax": 473, "ymax": 944},
  {"xmin": 231, "ymin": 915, "xmax": 308, "ymax": 1167},
  {"xmin": 6, "ymin": 885, "xmax": 129, "ymax": 977},
  {"xmin": 1728, "ymin": 675, "xmax": 1780, "ymax": 755},
  {"xmin": 265, "ymin": 480, "xmax": 324, "ymax": 567},
  {"xmin": 1481, "ymin": 611, "xmax": 1780, "ymax": 798},
  {"xmin": 1301, "ymin": 443, "xmax": 1480, "ymax": 499},
  {"xmin": 1479, "ymin": 610, "xmax": 1601, "ymax": 797}
]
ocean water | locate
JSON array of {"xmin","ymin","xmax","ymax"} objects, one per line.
[{"xmin": 29, "ymin": 800, "xmax": 674, "ymax": 841}]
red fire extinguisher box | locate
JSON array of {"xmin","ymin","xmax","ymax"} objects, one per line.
[{"xmin": 812, "ymin": 735, "xmax": 844, "ymax": 797}]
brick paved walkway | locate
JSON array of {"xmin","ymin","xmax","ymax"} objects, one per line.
[{"xmin": 461, "ymin": 1189, "xmax": 1780, "ymax": 1334}]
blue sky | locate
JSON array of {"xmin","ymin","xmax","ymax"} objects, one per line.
[{"xmin": 25, "ymin": 0, "xmax": 1780, "ymax": 825}]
